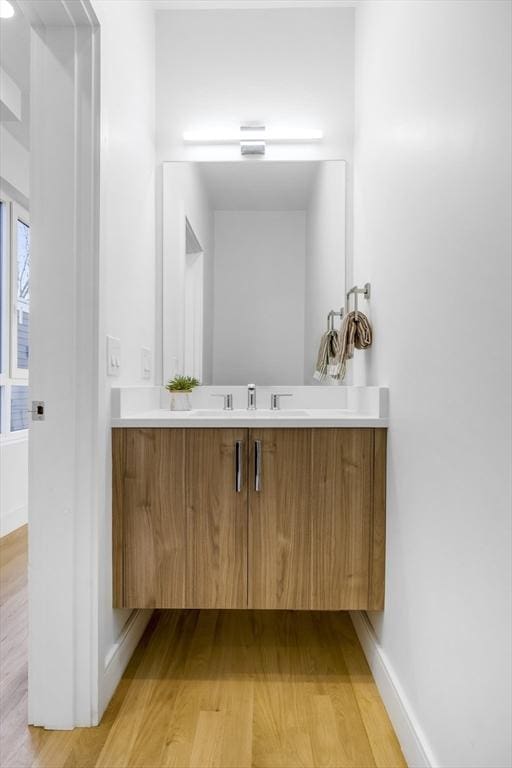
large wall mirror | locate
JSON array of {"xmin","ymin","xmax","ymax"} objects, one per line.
[{"xmin": 162, "ymin": 160, "xmax": 346, "ymax": 386}]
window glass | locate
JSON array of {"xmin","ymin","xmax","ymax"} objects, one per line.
[
  {"xmin": 11, "ymin": 385, "xmax": 29, "ymax": 431},
  {"xmin": 0, "ymin": 202, "xmax": 30, "ymax": 437},
  {"xmin": 16, "ymin": 219, "xmax": 30, "ymax": 370},
  {"xmin": 0, "ymin": 201, "xmax": 5, "ymax": 376}
]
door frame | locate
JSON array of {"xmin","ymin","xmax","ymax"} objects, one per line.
[
  {"xmin": 184, "ymin": 218, "xmax": 204, "ymax": 381},
  {"xmin": 18, "ymin": 0, "xmax": 101, "ymax": 728}
]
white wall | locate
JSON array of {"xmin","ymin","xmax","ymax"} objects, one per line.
[
  {"xmin": 96, "ymin": 1, "xmax": 156, "ymax": 388},
  {"xmin": 304, "ymin": 161, "xmax": 346, "ymax": 382},
  {"xmin": 0, "ymin": 436, "xmax": 28, "ymax": 536},
  {"xmin": 155, "ymin": 7, "xmax": 354, "ymax": 164},
  {"xmin": 0, "ymin": 66, "xmax": 22, "ymax": 122},
  {"xmin": 92, "ymin": 0, "xmax": 156, "ymax": 716},
  {"xmin": 162, "ymin": 162, "xmax": 213, "ymax": 384},
  {"xmin": 0, "ymin": 127, "xmax": 29, "ymax": 204},
  {"xmin": 213, "ymin": 210, "xmax": 305, "ymax": 385},
  {"xmin": 353, "ymin": 2, "xmax": 512, "ymax": 766}
]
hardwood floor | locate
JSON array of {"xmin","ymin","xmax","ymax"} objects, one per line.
[{"xmin": 0, "ymin": 526, "xmax": 406, "ymax": 768}]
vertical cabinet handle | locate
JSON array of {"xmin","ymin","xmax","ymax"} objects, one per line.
[
  {"xmin": 235, "ymin": 440, "xmax": 243, "ymax": 492},
  {"xmin": 254, "ymin": 439, "xmax": 262, "ymax": 492}
]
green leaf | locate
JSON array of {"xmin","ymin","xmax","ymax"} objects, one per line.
[{"xmin": 165, "ymin": 375, "xmax": 200, "ymax": 392}]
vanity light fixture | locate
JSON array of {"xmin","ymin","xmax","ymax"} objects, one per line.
[
  {"xmin": 0, "ymin": 0, "xmax": 15, "ymax": 18},
  {"xmin": 239, "ymin": 124, "xmax": 265, "ymax": 155},
  {"xmin": 240, "ymin": 140, "xmax": 266, "ymax": 156},
  {"xmin": 182, "ymin": 127, "xmax": 324, "ymax": 144}
]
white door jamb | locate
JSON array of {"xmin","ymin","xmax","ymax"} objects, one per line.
[{"xmin": 19, "ymin": 0, "xmax": 102, "ymax": 729}]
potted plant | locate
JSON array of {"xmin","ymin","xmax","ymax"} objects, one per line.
[{"xmin": 165, "ymin": 375, "xmax": 200, "ymax": 411}]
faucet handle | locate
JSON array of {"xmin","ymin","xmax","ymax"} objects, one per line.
[
  {"xmin": 211, "ymin": 393, "xmax": 233, "ymax": 410},
  {"xmin": 270, "ymin": 393, "xmax": 293, "ymax": 411},
  {"xmin": 247, "ymin": 383, "xmax": 257, "ymax": 410}
]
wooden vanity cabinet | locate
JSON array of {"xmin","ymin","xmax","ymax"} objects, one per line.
[{"xmin": 113, "ymin": 427, "xmax": 386, "ymax": 611}]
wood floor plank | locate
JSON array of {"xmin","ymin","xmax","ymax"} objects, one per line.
[
  {"xmin": 96, "ymin": 612, "xmax": 190, "ymax": 768},
  {"xmin": 331, "ymin": 614, "xmax": 407, "ymax": 768},
  {"xmin": 159, "ymin": 610, "xmax": 221, "ymax": 768},
  {"xmin": 307, "ymin": 612, "xmax": 378, "ymax": 768},
  {"xmin": 252, "ymin": 612, "xmax": 315, "ymax": 768},
  {"xmin": 309, "ymin": 694, "xmax": 347, "ymax": 768},
  {"xmin": 189, "ymin": 710, "xmax": 225, "ymax": 768},
  {"xmin": 1, "ymin": 528, "xmax": 407, "ymax": 768},
  {"xmin": 198, "ymin": 612, "xmax": 254, "ymax": 768},
  {"xmin": 0, "ymin": 526, "xmax": 51, "ymax": 768},
  {"xmin": 217, "ymin": 677, "xmax": 253, "ymax": 768},
  {"xmin": 127, "ymin": 611, "xmax": 200, "ymax": 768}
]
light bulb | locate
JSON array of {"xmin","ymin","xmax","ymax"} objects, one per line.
[
  {"xmin": 0, "ymin": 1, "xmax": 15, "ymax": 19},
  {"xmin": 183, "ymin": 129, "xmax": 323, "ymax": 144}
]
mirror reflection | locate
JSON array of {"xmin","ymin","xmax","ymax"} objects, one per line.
[{"xmin": 162, "ymin": 160, "xmax": 346, "ymax": 386}]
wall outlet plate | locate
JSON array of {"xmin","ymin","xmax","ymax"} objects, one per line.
[{"xmin": 107, "ymin": 336, "xmax": 121, "ymax": 377}]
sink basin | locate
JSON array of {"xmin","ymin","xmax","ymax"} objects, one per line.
[
  {"xmin": 187, "ymin": 408, "xmax": 308, "ymax": 417},
  {"xmin": 237, "ymin": 409, "xmax": 308, "ymax": 417}
]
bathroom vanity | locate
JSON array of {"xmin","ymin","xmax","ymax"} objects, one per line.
[
  {"xmin": 112, "ymin": 159, "xmax": 387, "ymax": 613},
  {"xmin": 111, "ymin": 387, "xmax": 387, "ymax": 612}
]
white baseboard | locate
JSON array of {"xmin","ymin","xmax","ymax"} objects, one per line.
[
  {"xmin": 99, "ymin": 609, "xmax": 153, "ymax": 722},
  {"xmin": 0, "ymin": 505, "xmax": 28, "ymax": 537},
  {"xmin": 350, "ymin": 611, "xmax": 437, "ymax": 768}
]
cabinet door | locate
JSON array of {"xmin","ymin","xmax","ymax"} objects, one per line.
[
  {"xmin": 248, "ymin": 429, "xmax": 312, "ymax": 609},
  {"xmin": 113, "ymin": 428, "xmax": 187, "ymax": 608},
  {"xmin": 186, "ymin": 428, "xmax": 248, "ymax": 609},
  {"xmin": 309, "ymin": 428, "xmax": 374, "ymax": 609},
  {"xmin": 113, "ymin": 427, "xmax": 248, "ymax": 610},
  {"xmin": 248, "ymin": 428, "xmax": 374, "ymax": 610}
]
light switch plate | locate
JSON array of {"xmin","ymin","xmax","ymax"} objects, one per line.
[
  {"xmin": 107, "ymin": 336, "xmax": 121, "ymax": 377},
  {"xmin": 141, "ymin": 347, "xmax": 152, "ymax": 380}
]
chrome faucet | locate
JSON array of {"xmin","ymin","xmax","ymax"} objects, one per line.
[
  {"xmin": 211, "ymin": 393, "xmax": 233, "ymax": 410},
  {"xmin": 270, "ymin": 393, "xmax": 293, "ymax": 410},
  {"xmin": 247, "ymin": 383, "xmax": 257, "ymax": 410}
]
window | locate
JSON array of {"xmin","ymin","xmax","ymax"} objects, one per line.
[
  {"xmin": 12, "ymin": 206, "xmax": 30, "ymax": 377},
  {"xmin": 0, "ymin": 196, "xmax": 30, "ymax": 440}
]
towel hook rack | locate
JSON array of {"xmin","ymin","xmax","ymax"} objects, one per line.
[
  {"xmin": 346, "ymin": 282, "xmax": 371, "ymax": 314},
  {"xmin": 327, "ymin": 308, "xmax": 344, "ymax": 332}
]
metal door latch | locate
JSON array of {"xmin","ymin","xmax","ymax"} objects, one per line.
[{"xmin": 29, "ymin": 401, "xmax": 45, "ymax": 421}]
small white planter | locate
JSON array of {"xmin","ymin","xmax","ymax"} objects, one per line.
[{"xmin": 169, "ymin": 391, "xmax": 192, "ymax": 411}]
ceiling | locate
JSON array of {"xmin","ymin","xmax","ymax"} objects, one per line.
[
  {"xmin": 0, "ymin": 0, "xmax": 30, "ymax": 149},
  {"xmin": 198, "ymin": 161, "xmax": 320, "ymax": 210}
]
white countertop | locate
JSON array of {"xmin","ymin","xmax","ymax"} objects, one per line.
[
  {"xmin": 111, "ymin": 385, "xmax": 389, "ymax": 428},
  {"xmin": 112, "ymin": 408, "xmax": 387, "ymax": 428}
]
